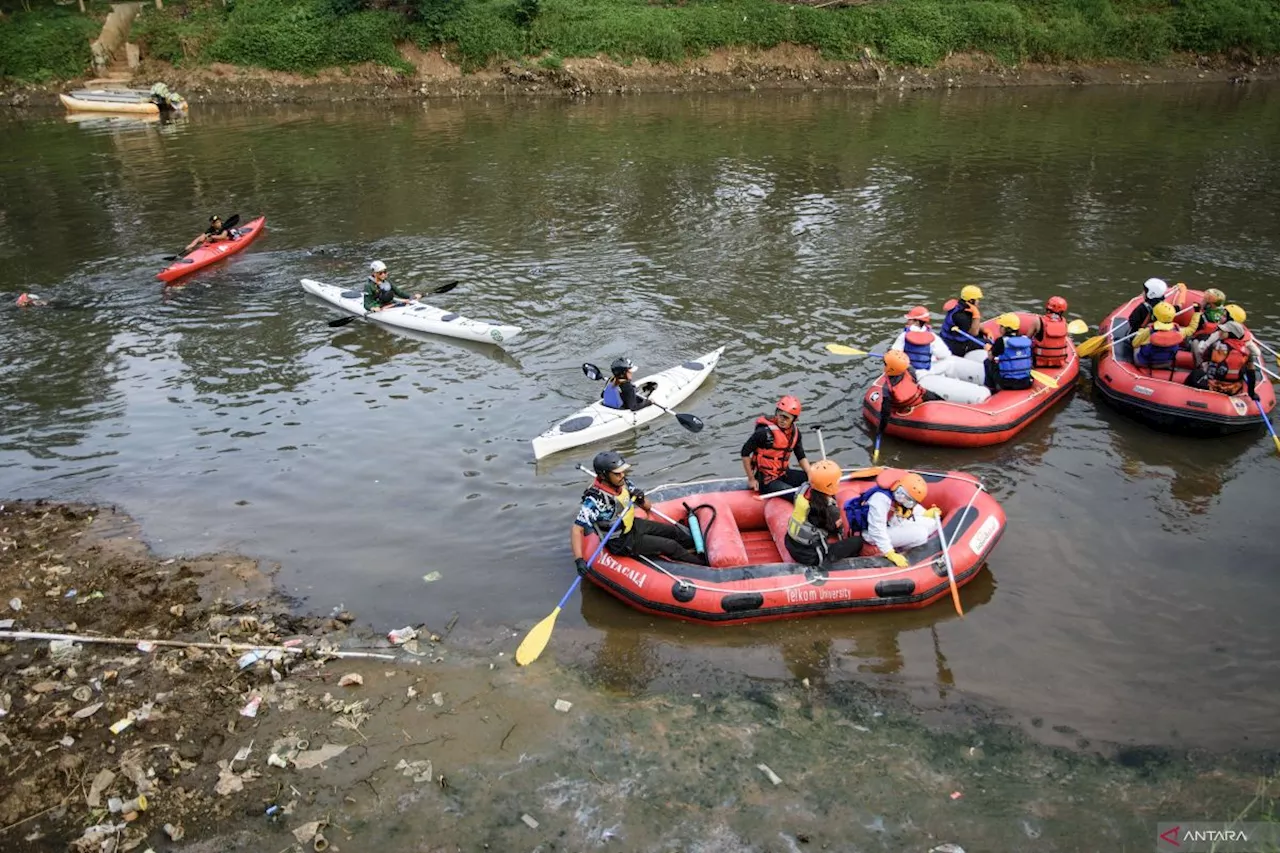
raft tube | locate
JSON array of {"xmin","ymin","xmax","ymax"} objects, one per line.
[
  {"xmin": 859, "ymin": 311, "xmax": 1080, "ymax": 447},
  {"xmin": 1092, "ymin": 289, "xmax": 1276, "ymax": 436},
  {"xmin": 577, "ymin": 468, "xmax": 1005, "ymax": 625}
]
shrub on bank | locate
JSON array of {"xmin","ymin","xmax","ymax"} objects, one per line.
[{"xmin": 0, "ymin": 7, "xmax": 100, "ymax": 82}]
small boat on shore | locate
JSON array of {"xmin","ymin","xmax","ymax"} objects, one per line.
[
  {"xmin": 576, "ymin": 467, "xmax": 1005, "ymax": 624},
  {"xmin": 60, "ymin": 88, "xmax": 187, "ymax": 115}
]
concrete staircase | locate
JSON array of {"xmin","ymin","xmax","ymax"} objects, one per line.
[{"xmin": 87, "ymin": 2, "xmax": 144, "ymax": 87}]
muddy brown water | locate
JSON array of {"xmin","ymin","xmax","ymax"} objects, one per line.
[{"xmin": 2, "ymin": 86, "xmax": 1279, "ymax": 754}]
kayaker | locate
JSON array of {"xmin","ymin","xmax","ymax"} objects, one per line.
[
  {"xmin": 842, "ymin": 473, "xmax": 939, "ymax": 568},
  {"xmin": 184, "ymin": 215, "xmax": 234, "ymax": 254},
  {"xmin": 15, "ymin": 293, "xmax": 46, "ymax": 308},
  {"xmin": 1126, "ymin": 277, "xmax": 1169, "ymax": 331},
  {"xmin": 784, "ymin": 460, "xmax": 864, "ymax": 568},
  {"xmin": 740, "ymin": 396, "xmax": 812, "ymax": 499},
  {"xmin": 984, "ymin": 315, "xmax": 1035, "ymax": 392},
  {"xmin": 601, "ymin": 358, "xmax": 656, "ymax": 411},
  {"xmin": 1132, "ymin": 302, "xmax": 1191, "ymax": 373},
  {"xmin": 572, "ymin": 451, "xmax": 704, "ymax": 571},
  {"xmin": 940, "ymin": 285, "xmax": 990, "ymax": 361},
  {"xmin": 363, "ymin": 260, "xmax": 421, "ymax": 313},
  {"xmin": 890, "ymin": 306, "xmax": 986, "ymax": 385},
  {"xmin": 1187, "ymin": 306, "xmax": 1262, "ymax": 399},
  {"xmin": 1025, "ymin": 296, "xmax": 1071, "ymax": 368}
]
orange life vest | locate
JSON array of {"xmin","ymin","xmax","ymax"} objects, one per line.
[
  {"xmin": 752, "ymin": 416, "xmax": 798, "ymax": 482},
  {"xmin": 1206, "ymin": 337, "xmax": 1252, "ymax": 395},
  {"xmin": 886, "ymin": 371, "xmax": 926, "ymax": 411},
  {"xmin": 1033, "ymin": 314, "xmax": 1069, "ymax": 368}
]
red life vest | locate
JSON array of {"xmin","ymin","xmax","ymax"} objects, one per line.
[
  {"xmin": 752, "ymin": 416, "xmax": 798, "ymax": 482},
  {"xmin": 886, "ymin": 371, "xmax": 926, "ymax": 411},
  {"xmin": 1206, "ymin": 337, "xmax": 1252, "ymax": 394},
  {"xmin": 903, "ymin": 330, "xmax": 935, "ymax": 371},
  {"xmin": 1033, "ymin": 314, "xmax": 1069, "ymax": 367}
]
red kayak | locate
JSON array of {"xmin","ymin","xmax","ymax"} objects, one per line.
[
  {"xmin": 577, "ymin": 468, "xmax": 1005, "ymax": 625},
  {"xmin": 860, "ymin": 311, "xmax": 1080, "ymax": 447},
  {"xmin": 1092, "ymin": 287, "xmax": 1276, "ymax": 435},
  {"xmin": 156, "ymin": 216, "xmax": 266, "ymax": 283}
]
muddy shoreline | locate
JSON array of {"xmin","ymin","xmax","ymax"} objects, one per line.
[
  {"xmin": 1, "ymin": 498, "xmax": 1277, "ymax": 852},
  {"xmin": 4, "ymin": 46, "xmax": 1278, "ymax": 107}
]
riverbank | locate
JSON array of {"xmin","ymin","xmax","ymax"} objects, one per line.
[
  {"xmin": 0, "ymin": 499, "xmax": 1276, "ymax": 852},
  {"xmin": 4, "ymin": 46, "xmax": 1279, "ymax": 107}
]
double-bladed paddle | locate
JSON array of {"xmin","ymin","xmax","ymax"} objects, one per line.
[
  {"xmin": 162, "ymin": 214, "xmax": 240, "ymax": 262},
  {"xmin": 581, "ymin": 363, "xmax": 704, "ymax": 433},
  {"xmin": 326, "ymin": 280, "xmax": 461, "ymax": 328}
]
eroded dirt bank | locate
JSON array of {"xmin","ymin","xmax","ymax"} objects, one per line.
[{"xmin": 0, "ymin": 500, "xmax": 1276, "ymax": 853}]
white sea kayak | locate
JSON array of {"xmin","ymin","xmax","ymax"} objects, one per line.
[
  {"xmin": 532, "ymin": 346, "xmax": 725, "ymax": 460},
  {"xmin": 301, "ymin": 278, "xmax": 522, "ymax": 345}
]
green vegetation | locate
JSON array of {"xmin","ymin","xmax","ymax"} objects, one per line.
[{"xmin": 2, "ymin": 0, "xmax": 1279, "ymax": 83}]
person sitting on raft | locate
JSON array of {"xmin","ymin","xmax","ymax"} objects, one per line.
[
  {"xmin": 1131, "ymin": 302, "xmax": 1192, "ymax": 374},
  {"xmin": 184, "ymin": 215, "xmax": 234, "ymax": 254},
  {"xmin": 876, "ymin": 349, "xmax": 990, "ymax": 434},
  {"xmin": 572, "ymin": 451, "xmax": 704, "ymax": 572},
  {"xmin": 784, "ymin": 460, "xmax": 865, "ymax": 569},
  {"xmin": 601, "ymin": 357, "xmax": 656, "ymax": 411},
  {"xmin": 740, "ymin": 396, "xmax": 812, "ymax": 500},
  {"xmin": 1127, "ymin": 277, "xmax": 1170, "ymax": 331},
  {"xmin": 1187, "ymin": 306, "xmax": 1263, "ymax": 399},
  {"xmin": 940, "ymin": 285, "xmax": 990, "ymax": 362},
  {"xmin": 842, "ymin": 472, "xmax": 939, "ymax": 568},
  {"xmin": 890, "ymin": 306, "xmax": 986, "ymax": 385},
  {"xmin": 363, "ymin": 260, "xmax": 421, "ymax": 313},
  {"xmin": 984, "ymin": 314, "xmax": 1035, "ymax": 392},
  {"xmin": 1024, "ymin": 296, "xmax": 1071, "ymax": 369},
  {"xmin": 1186, "ymin": 288, "xmax": 1230, "ymax": 360}
]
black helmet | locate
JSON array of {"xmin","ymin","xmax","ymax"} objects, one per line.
[
  {"xmin": 610, "ymin": 357, "xmax": 634, "ymax": 378},
  {"xmin": 592, "ymin": 450, "xmax": 631, "ymax": 478}
]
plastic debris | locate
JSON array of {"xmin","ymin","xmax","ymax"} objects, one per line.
[
  {"xmin": 136, "ymin": 640, "xmax": 156, "ymax": 653},
  {"xmin": 74, "ymin": 591, "xmax": 104, "ymax": 605},
  {"xmin": 240, "ymin": 695, "xmax": 262, "ymax": 718},
  {"xmin": 431, "ymin": 691, "xmax": 444, "ymax": 706},
  {"xmin": 338, "ymin": 673, "xmax": 363, "ymax": 687},
  {"xmin": 169, "ymin": 604, "xmax": 184, "ymax": 617},
  {"xmin": 292, "ymin": 743, "xmax": 348, "ymax": 770},
  {"xmin": 521, "ymin": 814, "xmax": 540, "ymax": 829},
  {"xmin": 388, "ymin": 626, "xmax": 418, "ymax": 645},
  {"xmin": 50, "ymin": 638, "xmax": 81, "ymax": 664},
  {"xmin": 757, "ymin": 763, "xmax": 783, "ymax": 786},
  {"xmin": 163, "ymin": 823, "xmax": 184, "ymax": 841},
  {"xmin": 268, "ymin": 753, "xmax": 289, "ymax": 768},
  {"xmin": 554, "ymin": 699, "xmax": 573, "ymax": 713},
  {"xmin": 395, "ymin": 758, "xmax": 434, "ymax": 783},
  {"xmin": 8, "ymin": 597, "xmax": 20, "ymax": 611},
  {"xmin": 65, "ymin": 588, "xmax": 78, "ymax": 599},
  {"xmin": 87, "ymin": 768, "xmax": 116, "ymax": 807},
  {"xmin": 292, "ymin": 820, "xmax": 324, "ymax": 844},
  {"xmin": 0, "ymin": 619, "xmax": 13, "ymax": 629},
  {"xmin": 422, "ymin": 571, "xmax": 442, "ymax": 583},
  {"xmin": 950, "ymin": 791, "xmax": 964, "ymax": 800},
  {"xmin": 109, "ymin": 717, "xmax": 134, "ymax": 735},
  {"xmin": 929, "ymin": 845, "xmax": 966, "ymax": 853},
  {"xmin": 59, "ymin": 735, "xmax": 75, "ymax": 748},
  {"xmin": 233, "ymin": 743, "xmax": 253, "ymax": 764},
  {"xmin": 237, "ymin": 650, "xmax": 268, "ymax": 669},
  {"xmin": 406, "ymin": 686, "xmax": 418, "ymax": 698}
]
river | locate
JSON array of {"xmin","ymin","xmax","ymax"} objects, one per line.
[{"xmin": 2, "ymin": 84, "xmax": 1278, "ymax": 754}]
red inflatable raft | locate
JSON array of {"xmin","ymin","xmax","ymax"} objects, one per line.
[
  {"xmin": 860, "ymin": 311, "xmax": 1080, "ymax": 447},
  {"xmin": 156, "ymin": 216, "xmax": 266, "ymax": 283},
  {"xmin": 1092, "ymin": 289, "xmax": 1276, "ymax": 436},
  {"xmin": 577, "ymin": 468, "xmax": 1005, "ymax": 625}
]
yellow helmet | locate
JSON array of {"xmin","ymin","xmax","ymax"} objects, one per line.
[
  {"xmin": 997, "ymin": 313, "xmax": 1020, "ymax": 330},
  {"xmin": 808, "ymin": 460, "xmax": 843, "ymax": 496},
  {"xmin": 1224, "ymin": 304, "xmax": 1246, "ymax": 324},
  {"xmin": 1152, "ymin": 302, "xmax": 1176, "ymax": 324},
  {"xmin": 960, "ymin": 285, "xmax": 983, "ymax": 302},
  {"xmin": 1204, "ymin": 287, "xmax": 1225, "ymax": 305}
]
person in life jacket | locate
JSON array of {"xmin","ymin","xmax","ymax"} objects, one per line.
[
  {"xmin": 740, "ymin": 395, "xmax": 812, "ymax": 500},
  {"xmin": 842, "ymin": 473, "xmax": 940, "ymax": 568},
  {"xmin": 15, "ymin": 293, "xmax": 46, "ymax": 308},
  {"xmin": 784, "ymin": 460, "xmax": 865, "ymax": 568},
  {"xmin": 184, "ymin": 214, "xmax": 236, "ymax": 254},
  {"xmin": 571, "ymin": 451, "xmax": 704, "ymax": 573},
  {"xmin": 890, "ymin": 306, "xmax": 985, "ymax": 385},
  {"xmin": 875, "ymin": 350, "xmax": 947, "ymax": 436},
  {"xmin": 362, "ymin": 260, "xmax": 421, "ymax": 313},
  {"xmin": 1126, "ymin": 277, "xmax": 1169, "ymax": 332},
  {"xmin": 940, "ymin": 285, "xmax": 990, "ymax": 361},
  {"xmin": 1187, "ymin": 306, "xmax": 1262, "ymax": 399},
  {"xmin": 1187, "ymin": 288, "xmax": 1230, "ymax": 360},
  {"xmin": 600, "ymin": 357, "xmax": 656, "ymax": 411},
  {"xmin": 984, "ymin": 314, "xmax": 1035, "ymax": 391},
  {"xmin": 1024, "ymin": 296, "xmax": 1070, "ymax": 368},
  {"xmin": 1132, "ymin": 302, "xmax": 1191, "ymax": 374}
]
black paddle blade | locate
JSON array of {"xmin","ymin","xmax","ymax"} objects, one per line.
[
  {"xmin": 582, "ymin": 363, "xmax": 604, "ymax": 381},
  {"xmin": 328, "ymin": 315, "xmax": 358, "ymax": 328},
  {"xmin": 676, "ymin": 413, "xmax": 705, "ymax": 433},
  {"xmin": 432, "ymin": 280, "xmax": 460, "ymax": 294},
  {"xmin": 162, "ymin": 255, "xmax": 179, "ymax": 262},
  {"xmin": 223, "ymin": 213, "xmax": 241, "ymax": 229}
]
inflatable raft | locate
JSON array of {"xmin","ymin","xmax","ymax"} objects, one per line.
[
  {"xmin": 859, "ymin": 312, "xmax": 1080, "ymax": 447},
  {"xmin": 59, "ymin": 89, "xmax": 186, "ymax": 115},
  {"xmin": 577, "ymin": 468, "xmax": 1005, "ymax": 624},
  {"xmin": 1093, "ymin": 289, "xmax": 1276, "ymax": 436},
  {"xmin": 157, "ymin": 217, "xmax": 266, "ymax": 283}
]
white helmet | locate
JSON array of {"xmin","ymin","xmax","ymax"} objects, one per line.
[
  {"xmin": 370, "ymin": 260, "xmax": 387, "ymax": 274},
  {"xmin": 1143, "ymin": 277, "xmax": 1168, "ymax": 299}
]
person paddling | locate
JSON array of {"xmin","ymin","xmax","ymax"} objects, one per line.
[
  {"xmin": 940, "ymin": 285, "xmax": 990, "ymax": 361},
  {"xmin": 1131, "ymin": 302, "xmax": 1191, "ymax": 374},
  {"xmin": 740, "ymin": 396, "xmax": 812, "ymax": 500},
  {"xmin": 184, "ymin": 215, "xmax": 234, "ymax": 254},
  {"xmin": 890, "ymin": 306, "xmax": 986, "ymax": 385},
  {"xmin": 1025, "ymin": 296, "xmax": 1071, "ymax": 368},
  {"xmin": 784, "ymin": 460, "xmax": 865, "ymax": 569},
  {"xmin": 984, "ymin": 314, "xmax": 1035, "ymax": 392},
  {"xmin": 1187, "ymin": 306, "xmax": 1262, "ymax": 400},
  {"xmin": 1127, "ymin": 277, "xmax": 1169, "ymax": 331},
  {"xmin": 601, "ymin": 358, "xmax": 655, "ymax": 412},
  {"xmin": 363, "ymin": 260, "xmax": 421, "ymax": 313}
]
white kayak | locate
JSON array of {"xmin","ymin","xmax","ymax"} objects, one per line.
[
  {"xmin": 301, "ymin": 278, "xmax": 522, "ymax": 345},
  {"xmin": 532, "ymin": 346, "xmax": 725, "ymax": 460}
]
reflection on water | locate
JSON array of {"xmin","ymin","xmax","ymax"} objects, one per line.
[{"xmin": 2, "ymin": 85, "xmax": 1280, "ymax": 749}]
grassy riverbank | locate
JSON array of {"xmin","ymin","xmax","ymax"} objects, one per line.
[{"xmin": 2, "ymin": 0, "xmax": 1279, "ymax": 85}]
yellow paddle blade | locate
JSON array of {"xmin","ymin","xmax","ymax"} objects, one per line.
[
  {"xmin": 515, "ymin": 605, "xmax": 563, "ymax": 666},
  {"xmin": 871, "ymin": 448, "xmax": 880, "ymax": 464},
  {"xmin": 1030, "ymin": 370, "xmax": 1059, "ymax": 390},
  {"xmin": 825, "ymin": 343, "xmax": 869, "ymax": 357},
  {"xmin": 1067, "ymin": 319, "xmax": 1089, "ymax": 335},
  {"xmin": 1273, "ymin": 436, "xmax": 1280, "ymax": 455},
  {"xmin": 1075, "ymin": 334, "xmax": 1108, "ymax": 358}
]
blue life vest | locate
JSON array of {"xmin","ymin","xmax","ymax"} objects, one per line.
[
  {"xmin": 844, "ymin": 485, "xmax": 894, "ymax": 532},
  {"xmin": 997, "ymin": 335, "xmax": 1033, "ymax": 380},
  {"xmin": 601, "ymin": 382, "xmax": 624, "ymax": 409},
  {"xmin": 903, "ymin": 330, "xmax": 935, "ymax": 371},
  {"xmin": 940, "ymin": 302, "xmax": 971, "ymax": 348},
  {"xmin": 1136, "ymin": 328, "xmax": 1184, "ymax": 368}
]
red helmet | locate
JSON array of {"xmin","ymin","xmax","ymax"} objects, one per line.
[
  {"xmin": 776, "ymin": 396, "xmax": 802, "ymax": 417},
  {"xmin": 1046, "ymin": 296, "xmax": 1068, "ymax": 314},
  {"xmin": 904, "ymin": 305, "xmax": 931, "ymax": 323}
]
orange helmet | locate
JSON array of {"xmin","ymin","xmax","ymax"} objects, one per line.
[
  {"xmin": 883, "ymin": 350, "xmax": 911, "ymax": 376},
  {"xmin": 904, "ymin": 305, "xmax": 931, "ymax": 323},
  {"xmin": 1046, "ymin": 296, "xmax": 1068, "ymax": 314},
  {"xmin": 776, "ymin": 396, "xmax": 802, "ymax": 417},
  {"xmin": 892, "ymin": 473, "xmax": 928, "ymax": 507},
  {"xmin": 808, "ymin": 460, "xmax": 842, "ymax": 496}
]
